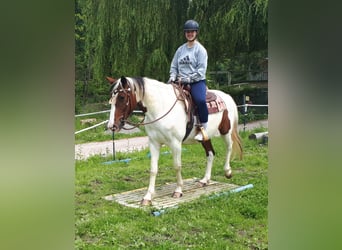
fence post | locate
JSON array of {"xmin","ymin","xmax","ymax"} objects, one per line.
[
  {"xmin": 242, "ymin": 94, "xmax": 246, "ymax": 132},
  {"xmin": 112, "ymin": 131, "xmax": 115, "ymax": 160}
]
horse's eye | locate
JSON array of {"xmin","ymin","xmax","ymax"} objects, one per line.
[{"xmin": 118, "ymin": 95, "xmax": 125, "ymax": 101}]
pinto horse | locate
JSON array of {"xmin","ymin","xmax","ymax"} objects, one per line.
[{"xmin": 107, "ymin": 76, "xmax": 242, "ymax": 205}]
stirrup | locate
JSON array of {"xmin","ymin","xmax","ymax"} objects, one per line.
[{"xmin": 194, "ymin": 126, "xmax": 209, "ymax": 141}]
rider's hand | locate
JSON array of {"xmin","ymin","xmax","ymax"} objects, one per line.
[
  {"xmin": 167, "ymin": 76, "xmax": 175, "ymax": 84},
  {"xmin": 180, "ymin": 77, "xmax": 191, "ymax": 85}
]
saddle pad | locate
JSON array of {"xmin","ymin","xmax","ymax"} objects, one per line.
[{"xmin": 206, "ymin": 92, "xmax": 226, "ymax": 114}]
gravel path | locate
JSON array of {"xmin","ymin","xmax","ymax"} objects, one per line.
[{"xmin": 75, "ymin": 120, "xmax": 268, "ymax": 160}]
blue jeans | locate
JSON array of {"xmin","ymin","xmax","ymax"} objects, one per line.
[{"xmin": 190, "ymin": 80, "xmax": 208, "ymax": 124}]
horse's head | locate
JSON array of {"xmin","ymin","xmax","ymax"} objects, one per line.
[{"xmin": 107, "ymin": 76, "xmax": 137, "ymax": 132}]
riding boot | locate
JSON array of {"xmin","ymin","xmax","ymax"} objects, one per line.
[{"xmin": 194, "ymin": 123, "xmax": 209, "ymax": 141}]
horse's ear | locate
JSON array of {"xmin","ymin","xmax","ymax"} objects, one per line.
[
  {"xmin": 120, "ymin": 76, "xmax": 128, "ymax": 87},
  {"xmin": 106, "ymin": 76, "xmax": 116, "ymax": 84}
]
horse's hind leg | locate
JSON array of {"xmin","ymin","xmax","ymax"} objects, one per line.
[
  {"xmin": 219, "ymin": 109, "xmax": 233, "ymax": 179},
  {"xmin": 198, "ymin": 140, "xmax": 215, "ymax": 186},
  {"xmin": 222, "ymin": 133, "xmax": 233, "ymax": 179}
]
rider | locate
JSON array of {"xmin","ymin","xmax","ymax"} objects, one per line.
[{"xmin": 168, "ymin": 19, "xmax": 209, "ymax": 141}]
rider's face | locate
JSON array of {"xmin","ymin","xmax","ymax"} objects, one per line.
[{"xmin": 185, "ymin": 30, "xmax": 197, "ymax": 41}]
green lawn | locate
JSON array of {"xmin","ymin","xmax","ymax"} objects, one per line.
[{"xmin": 75, "ymin": 129, "xmax": 268, "ymax": 249}]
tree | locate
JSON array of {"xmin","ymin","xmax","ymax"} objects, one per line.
[
  {"xmin": 75, "ymin": 0, "xmax": 268, "ymax": 110},
  {"xmin": 80, "ymin": 0, "xmax": 188, "ymax": 82},
  {"xmin": 188, "ymin": 0, "xmax": 268, "ymax": 70}
]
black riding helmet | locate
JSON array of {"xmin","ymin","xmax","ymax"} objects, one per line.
[{"xmin": 183, "ymin": 20, "xmax": 199, "ymax": 32}]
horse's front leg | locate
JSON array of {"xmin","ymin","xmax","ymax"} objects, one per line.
[
  {"xmin": 141, "ymin": 141, "xmax": 160, "ymax": 206},
  {"xmin": 170, "ymin": 142, "xmax": 183, "ymax": 198}
]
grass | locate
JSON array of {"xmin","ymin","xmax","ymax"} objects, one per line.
[{"xmin": 75, "ymin": 128, "xmax": 268, "ymax": 249}]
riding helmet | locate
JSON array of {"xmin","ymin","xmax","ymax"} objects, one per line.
[{"xmin": 183, "ymin": 20, "xmax": 199, "ymax": 31}]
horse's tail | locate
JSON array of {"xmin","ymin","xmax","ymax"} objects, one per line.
[{"xmin": 232, "ymin": 116, "xmax": 243, "ymax": 160}]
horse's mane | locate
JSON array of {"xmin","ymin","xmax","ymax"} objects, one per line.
[
  {"xmin": 110, "ymin": 76, "xmax": 146, "ymax": 98},
  {"xmin": 130, "ymin": 77, "xmax": 145, "ymax": 98},
  {"xmin": 110, "ymin": 76, "xmax": 173, "ymax": 104},
  {"xmin": 124, "ymin": 76, "xmax": 167, "ymax": 100}
]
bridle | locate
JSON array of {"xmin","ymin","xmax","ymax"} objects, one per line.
[
  {"xmin": 110, "ymin": 82, "xmax": 187, "ymax": 130},
  {"xmin": 110, "ymin": 85, "xmax": 138, "ymax": 129}
]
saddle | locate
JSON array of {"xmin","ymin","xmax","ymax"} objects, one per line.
[{"xmin": 173, "ymin": 84, "xmax": 226, "ymax": 141}]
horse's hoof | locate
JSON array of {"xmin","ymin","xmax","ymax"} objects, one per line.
[
  {"xmin": 172, "ymin": 192, "xmax": 183, "ymax": 198},
  {"xmin": 196, "ymin": 181, "xmax": 209, "ymax": 187},
  {"xmin": 225, "ymin": 172, "xmax": 233, "ymax": 179},
  {"xmin": 140, "ymin": 199, "xmax": 152, "ymax": 206}
]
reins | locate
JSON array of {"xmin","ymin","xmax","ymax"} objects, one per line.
[{"xmin": 121, "ymin": 83, "xmax": 187, "ymax": 129}]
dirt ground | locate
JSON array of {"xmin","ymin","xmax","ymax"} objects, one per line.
[{"xmin": 75, "ymin": 119, "xmax": 268, "ymax": 160}]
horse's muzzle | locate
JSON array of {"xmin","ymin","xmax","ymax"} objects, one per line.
[
  {"xmin": 109, "ymin": 124, "xmax": 118, "ymax": 132},
  {"xmin": 108, "ymin": 119, "xmax": 125, "ymax": 132}
]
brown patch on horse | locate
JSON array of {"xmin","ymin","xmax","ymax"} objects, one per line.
[
  {"xmin": 201, "ymin": 139, "xmax": 215, "ymax": 157},
  {"xmin": 136, "ymin": 101, "xmax": 147, "ymax": 113},
  {"xmin": 106, "ymin": 76, "xmax": 116, "ymax": 84},
  {"xmin": 218, "ymin": 109, "xmax": 230, "ymax": 135}
]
